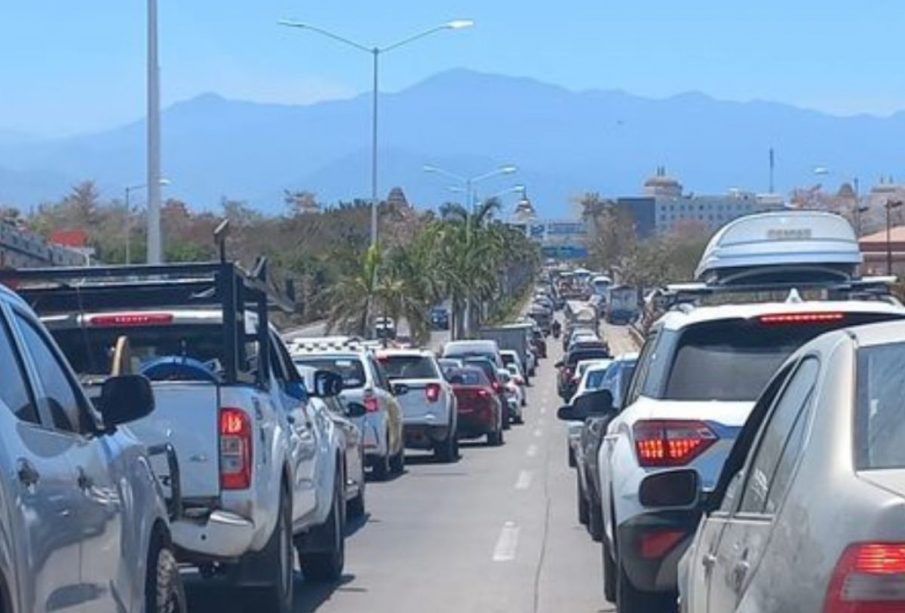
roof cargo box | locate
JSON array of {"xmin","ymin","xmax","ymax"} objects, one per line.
[{"xmin": 695, "ymin": 211, "xmax": 862, "ymax": 285}]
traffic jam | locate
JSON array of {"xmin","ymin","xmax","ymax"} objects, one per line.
[{"xmin": 1, "ymin": 209, "xmax": 905, "ymax": 612}]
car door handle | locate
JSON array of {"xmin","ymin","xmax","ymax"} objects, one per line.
[
  {"xmin": 731, "ymin": 559, "xmax": 750, "ymax": 590},
  {"xmin": 702, "ymin": 553, "xmax": 717, "ymax": 571},
  {"xmin": 77, "ymin": 468, "xmax": 93, "ymax": 491},
  {"xmin": 16, "ymin": 459, "xmax": 40, "ymax": 486}
]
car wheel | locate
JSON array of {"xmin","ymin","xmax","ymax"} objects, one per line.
[
  {"xmin": 589, "ymin": 498, "xmax": 604, "ymax": 542},
  {"xmin": 603, "ymin": 536, "xmax": 617, "ymax": 603},
  {"xmin": 616, "ymin": 551, "xmax": 675, "ymax": 613},
  {"xmin": 390, "ymin": 445, "xmax": 405, "ymax": 474},
  {"xmin": 487, "ymin": 424, "xmax": 504, "ymax": 446},
  {"xmin": 577, "ymin": 476, "xmax": 589, "ymax": 525},
  {"xmin": 299, "ymin": 471, "xmax": 345, "ymax": 582},
  {"xmin": 347, "ymin": 477, "xmax": 366, "ymax": 519},
  {"xmin": 502, "ymin": 405, "xmax": 512, "ymax": 430},
  {"xmin": 146, "ymin": 537, "xmax": 187, "ymax": 613},
  {"xmin": 435, "ymin": 431, "xmax": 457, "ymax": 463},
  {"xmin": 245, "ymin": 490, "xmax": 293, "ymax": 612},
  {"xmin": 371, "ymin": 431, "xmax": 391, "ymax": 481}
]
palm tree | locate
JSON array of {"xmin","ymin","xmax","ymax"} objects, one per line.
[{"xmin": 324, "ymin": 244, "xmax": 380, "ymax": 336}]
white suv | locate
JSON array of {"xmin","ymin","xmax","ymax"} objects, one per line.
[{"xmin": 598, "ymin": 300, "xmax": 905, "ymax": 612}]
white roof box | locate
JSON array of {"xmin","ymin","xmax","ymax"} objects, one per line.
[{"xmin": 695, "ymin": 211, "xmax": 862, "ymax": 285}]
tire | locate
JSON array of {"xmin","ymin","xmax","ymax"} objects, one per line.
[
  {"xmin": 245, "ymin": 491, "xmax": 293, "ymax": 613},
  {"xmin": 588, "ymin": 498, "xmax": 604, "ymax": 542},
  {"xmin": 145, "ymin": 538, "xmax": 187, "ymax": 613},
  {"xmin": 371, "ymin": 431, "xmax": 391, "ymax": 481},
  {"xmin": 502, "ymin": 405, "xmax": 512, "ymax": 430},
  {"xmin": 603, "ymin": 537, "xmax": 617, "ymax": 603},
  {"xmin": 435, "ymin": 431, "xmax": 457, "ymax": 463},
  {"xmin": 299, "ymin": 470, "xmax": 345, "ymax": 582},
  {"xmin": 577, "ymin": 476, "xmax": 589, "ymax": 526},
  {"xmin": 616, "ymin": 552, "xmax": 675, "ymax": 613},
  {"xmin": 487, "ymin": 424, "xmax": 504, "ymax": 446},
  {"xmin": 390, "ymin": 444, "xmax": 405, "ymax": 474}
]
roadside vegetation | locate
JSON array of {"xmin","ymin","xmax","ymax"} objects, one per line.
[{"xmin": 2, "ymin": 180, "xmax": 540, "ymax": 342}]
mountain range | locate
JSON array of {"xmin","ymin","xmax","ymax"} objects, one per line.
[{"xmin": 2, "ymin": 68, "xmax": 905, "ymax": 218}]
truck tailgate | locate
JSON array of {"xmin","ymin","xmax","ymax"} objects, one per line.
[{"xmin": 127, "ymin": 383, "xmax": 221, "ymax": 499}]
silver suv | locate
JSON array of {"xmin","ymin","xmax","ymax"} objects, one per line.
[{"xmin": 0, "ymin": 285, "xmax": 184, "ymax": 612}]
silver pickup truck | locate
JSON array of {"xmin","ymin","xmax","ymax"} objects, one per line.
[{"xmin": 8, "ymin": 260, "xmax": 347, "ymax": 612}]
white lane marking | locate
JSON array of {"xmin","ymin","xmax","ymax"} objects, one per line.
[
  {"xmin": 540, "ymin": 406, "xmax": 547, "ymax": 415},
  {"xmin": 515, "ymin": 469, "xmax": 533, "ymax": 490},
  {"xmin": 492, "ymin": 521, "xmax": 520, "ymax": 561},
  {"xmin": 533, "ymin": 428, "xmax": 543, "ymax": 438},
  {"xmin": 527, "ymin": 444, "xmax": 538, "ymax": 457}
]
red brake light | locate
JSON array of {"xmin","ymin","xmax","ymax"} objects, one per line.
[
  {"xmin": 492, "ymin": 381, "xmax": 502, "ymax": 393},
  {"xmin": 364, "ymin": 396, "xmax": 380, "ymax": 413},
  {"xmin": 825, "ymin": 543, "xmax": 905, "ymax": 612},
  {"xmin": 633, "ymin": 420, "xmax": 717, "ymax": 467},
  {"xmin": 759, "ymin": 312, "xmax": 845, "ymax": 325},
  {"xmin": 425, "ymin": 383, "xmax": 441, "ymax": 403},
  {"xmin": 219, "ymin": 408, "xmax": 252, "ymax": 490},
  {"xmin": 477, "ymin": 388, "xmax": 491, "ymax": 398},
  {"xmin": 640, "ymin": 530, "xmax": 686, "ymax": 559},
  {"xmin": 90, "ymin": 313, "xmax": 174, "ymax": 327}
]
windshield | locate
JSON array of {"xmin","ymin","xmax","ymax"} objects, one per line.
[
  {"xmin": 665, "ymin": 315, "xmax": 901, "ymax": 401},
  {"xmin": 50, "ymin": 324, "xmax": 245, "ymax": 378},
  {"xmin": 378, "ymin": 355, "xmax": 437, "ymax": 380},
  {"xmin": 293, "ymin": 356, "xmax": 367, "ymax": 389}
]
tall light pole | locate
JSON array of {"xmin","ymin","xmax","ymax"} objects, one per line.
[
  {"xmin": 886, "ymin": 200, "xmax": 903, "ymax": 275},
  {"xmin": 279, "ymin": 19, "xmax": 474, "ymax": 249},
  {"xmin": 424, "ymin": 164, "xmax": 518, "ymax": 212},
  {"xmin": 125, "ymin": 178, "xmax": 170, "ymax": 264},
  {"xmin": 147, "ymin": 0, "xmax": 163, "ymax": 264}
]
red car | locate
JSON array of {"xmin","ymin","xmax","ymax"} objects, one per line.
[{"xmin": 446, "ymin": 367, "xmax": 504, "ymax": 446}]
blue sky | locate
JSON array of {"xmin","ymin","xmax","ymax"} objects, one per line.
[{"xmin": 2, "ymin": 0, "xmax": 903, "ymax": 136}]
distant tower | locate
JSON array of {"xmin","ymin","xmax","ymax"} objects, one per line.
[{"xmin": 769, "ymin": 148, "xmax": 775, "ymax": 193}]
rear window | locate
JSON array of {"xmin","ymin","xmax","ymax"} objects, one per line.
[
  {"xmin": 567, "ymin": 349, "xmax": 609, "ymax": 366},
  {"xmin": 585, "ymin": 369, "xmax": 608, "ymax": 390},
  {"xmin": 501, "ymin": 353, "xmax": 515, "ymax": 366},
  {"xmin": 378, "ymin": 355, "xmax": 438, "ymax": 380},
  {"xmin": 293, "ymin": 356, "xmax": 367, "ymax": 389},
  {"xmin": 856, "ymin": 342, "xmax": 905, "ymax": 469},
  {"xmin": 51, "ymin": 324, "xmax": 246, "ymax": 377},
  {"xmin": 664, "ymin": 313, "xmax": 902, "ymax": 402},
  {"xmin": 448, "ymin": 368, "xmax": 489, "ymax": 386},
  {"xmin": 464, "ymin": 358, "xmax": 498, "ymax": 382}
]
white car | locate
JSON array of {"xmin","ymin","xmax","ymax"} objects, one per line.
[
  {"xmin": 506, "ymin": 362, "xmax": 528, "ymax": 406},
  {"xmin": 597, "ymin": 299, "xmax": 905, "ymax": 612},
  {"xmin": 498, "ymin": 368, "xmax": 524, "ymax": 424},
  {"xmin": 292, "ymin": 342, "xmax": 406, "ymax": 481},
  {"xmin": 565, "ymin": 360, "xmax": 612, "ymax": 467},
  {"xmin": 377, "ymin": 349, "xmax": 459, "ymax": 462}
]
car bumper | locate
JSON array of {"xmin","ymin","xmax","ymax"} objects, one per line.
[
  {"xmin": 403, "ymin": 423, "xmax": 451, "ymax": 447},
  {"xmin": 361, "ymin": 416, "xmax": 389, "ymax": 458},
  {"xmin": 616, "ymin": 509, "xmax": 700, "ymax": 593},
  {"xmin": 457, "ymin": 412, "xmax": 496, "ymax": 437},
  {"xmin": 171, "ymin": 510, "xmax": 257, "ymax": 560}
]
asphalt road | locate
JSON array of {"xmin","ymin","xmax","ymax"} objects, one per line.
[{"xmin": 187, "ymin": 322, "xmax": 637, "ymax": 613}]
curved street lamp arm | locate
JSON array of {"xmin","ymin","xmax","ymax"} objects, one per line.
[{"xmin": 278, "ymin": 20, "xmax": 372, "ymax": 53}]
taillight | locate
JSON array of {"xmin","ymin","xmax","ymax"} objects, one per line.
[
  {"xmin": 477, "ymin": 388, "xmax": 491, "ymax": 399},
  {"xmin": 825, "ymin": 543, "xmax": 905, "ymax": 612},
  {"xmin": 425, "ymin": 383, "xmax": 441, "ymax": 403},
  {"xmin": 364, "ymin": 396, "xmax": 380, "ymax": 413},
  {"xmin": 90, "ymin": 312, "xmax": 174, "ymax": 327},
  {"xmin": 633, "ymin": 420, "xmax": 717, "ymax": 467},
  {"xmin": 759, "ymin": 312, "xmax": 845, "ymax": 325},
  {"xmin": 492, "ymin": 381, "xmax": 502, "ymax": 394},
  {"xmin": 219, "ymin": 408, "xmax": 252, "ymax": 490}
]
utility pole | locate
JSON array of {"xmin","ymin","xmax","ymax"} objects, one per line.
[
  {"xmin": 769, "ymin": 148, "xmax": 775, "ymax": 193},
  {"xmin": 147, "ymin": 0, "xmax": 163, "ymax": 264}
]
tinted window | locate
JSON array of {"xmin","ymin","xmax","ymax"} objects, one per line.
[
  {"xmin": 378, "ymin": 355, "xmax": 438, "ymax": 380},
  {"xmin": 641, "ymin": 330, "xmax": 677, "ymax": 397},
  {"xmin": 16, "ymin": 314, "xmax": 90, "ymax": 433},
  {"xmin": 664, "ymin": 318, "xmax": 865, "ymax": 402},
  {"xmin": 855, "ymin": 342, "xmax": 905, "ymax": 469},
  {"xmin": 0, "ymin": 315, "xmax": 39, "ymax": 424},
  {"xmin": 447, "ymin": 368, "xmax": 489, "ymax": 386},
  {"xmin": 566, "ymin": 349, "xmax": 610, "ymax": 367},
  {"xmin": 626, "ymin": 332, "xmax": 658, "ymax": 406},
  {"xmin": 585, "ymin": 369, "xmax": 608, "ymax": 390},
  {"xmin": 293, "ymin": 356, "xmax": 366, "ymax": 389},
  {"xmin": 464, "ymin": 358, "xmax": 498, "ymax": 383},
  {"xmin": 738, "ymin": 358, "xmax": 818, "ymax": 514}
]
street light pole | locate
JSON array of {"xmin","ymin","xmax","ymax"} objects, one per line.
[
  {"xmin": 279, "ymin": 19, "xmax": 473, "ymax": 251},
  {"xmin": 147, "ymin": 0, "xmax": 163, "ymax": 264},
  {"xmin": 125, "ymin": 178, "xmax": 170, "ymax": 265},
  {"xmin": 886, "ymin": 200, "xmax": 903, "ymax": 275}
]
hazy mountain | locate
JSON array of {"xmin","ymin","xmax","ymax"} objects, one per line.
[{"xmin": 3, "ymin": 69, "xmax": 905, "ymax": 217}]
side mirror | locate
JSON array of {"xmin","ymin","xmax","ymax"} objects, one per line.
[
  {"xmin": 554, "ymin": 360, "xmax": 564, "ymax": 369},
  {"xmin": 392, "ymin": 383, "xmax": 410, "ymax": 397},
  {"xmin": 346, "ymin": 402, "xmax": 367, "ymax": 418},
  {"xmin": 639, "ymin": 469, "xmax": 701, "ymax": 508},
  {"xmin": 575, "ymin": 389, "xmax": 615, "ymax": 417},
  {"xmin": 98, "ymin": 375, "xmax": 155, "ymax": 428},
  {"xmin": 557, "ymin": 405, "xmax": 585, "ymax": 421},
  {"xmin": 315, "ymin": 370, "xmax": 343, "ymax": 398},
  {"xmin": 284, "ymin": 381, "xmax": 308, "ymax": 402}
]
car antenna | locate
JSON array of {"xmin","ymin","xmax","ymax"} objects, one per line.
[{"xmin": 213, "ymin": 219, "xmax": 231, "ymax": 263}]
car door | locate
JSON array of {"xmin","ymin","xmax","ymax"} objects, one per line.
[
  {"xmin": 0, "ymin": 303, "xmax": 83, "ymax": 613},
  {"xmin": 10, "ymin": 307, "xmax": 128, "ymax": 612},
  {"xmin": 707, "ymin": 357, "xmax": 819, "ymax": 613},
  {"xmin": 270, "ymin": 332, "xmax": 318, "ymax": 517},
  {"xmin": 369, "ymin": 356, "xmax": 402, "ymax": 453}
]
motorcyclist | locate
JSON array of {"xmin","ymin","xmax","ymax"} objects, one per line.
[{"xmin": 551, "ymin": 319, "xmax": 562, "ymax": 338}]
